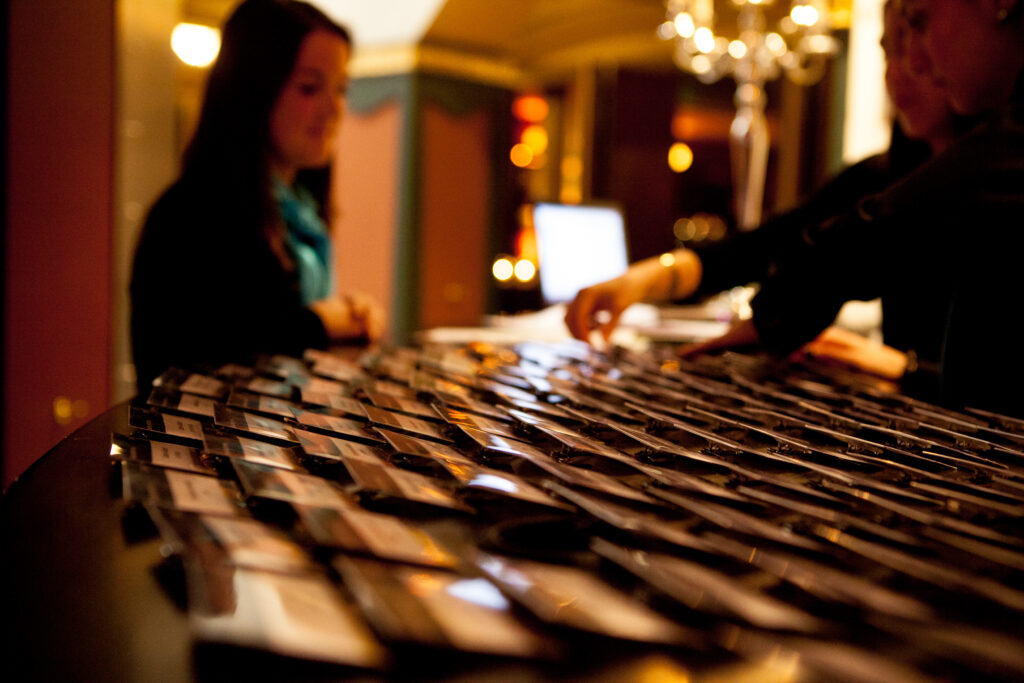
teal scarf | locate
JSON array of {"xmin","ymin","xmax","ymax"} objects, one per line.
[{"xmin": 274, "ymin": 177, "xmax": 333, "ymax": 305}]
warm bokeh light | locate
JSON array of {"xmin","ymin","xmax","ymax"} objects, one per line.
[
  {"xmin": 674, "ymin": 218, "xmax": 697, "ymax": 242},
  {"xmin": 765, "ymin": 32, "xmax": 787, "ymax": 55},
  {"xmin": 513, "ymin": 259, "xmax": 536, "ymax": 283},
  {"xmin": 790, "ymin": 5, "xmax": 820, "ymax": 27},
  {"xmin": 728, "ymin": 40, "xmax": 747, "ymax": 60},
  {"xmin": 673, "ymin": 213, "xmax": 727, "ymax": 243},
  {"xmin": 510, "ymin": 143, "xmax": 534, "ymax": 168},
  {"xmin": 512, "ymin": 94, "xmax": 549, "ymax": 123},
  {"xmin": 667, "ymin": 142, "xmax": 694, "ymax": 173},
  {"xmin": 521, "ymin": 125, "xmax": 548, "ymax": 154},
  {"xmin": 691, "ymin": 54, "xmax": 712, "ymax": 75},
  {"xmin": 171, "ymin": 22, "xmax": 221, "ymax": 67},
  {"xmin": 805, "ymin": 34, "xmax": 834, "ymax": 52},
  {"xmin": 673, "ymin": 13, "xmax": 695, "ymax": 39},
  {"xmin": 659, "ymin": 252, "xmax": 676, "ymax": 268},
  {"xmin": 693, "ymin": 27, "xmax": 715, "ymax": 54},
  {"xmin": 492, "ymin": 258, "xmax": 514, "ymax": 282}
]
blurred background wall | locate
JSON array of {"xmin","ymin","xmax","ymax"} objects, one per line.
[{"xmin": 3, "ymin": 0, "xmax": 886, "ymax": 487}]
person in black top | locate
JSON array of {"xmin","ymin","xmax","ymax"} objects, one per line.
[
  {"xmin": 563, "ymin": 1, "xmax": 976, "ymax": 391},
  {"xmin": 130, "ymin": 0, "xmax": 384, "ymax": 392},
  {"xmin": 679, "ymin": 0, "xmax": 1024, "ymax": 416}
]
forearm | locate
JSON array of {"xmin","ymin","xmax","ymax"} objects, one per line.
[{"xmin": 630, "ymin": 248, "xmax": 703, "ymax": 303}]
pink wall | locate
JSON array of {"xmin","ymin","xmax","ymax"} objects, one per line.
[
  {"xmin": 4, "ymin": 0, "xmax": 115, "ymax": 487},
  {"xmin": 332, "ymin": 102, "xmax": 402, "ymax": 340},
  {"xmin": 418, "ymin": 103, "xmax": 491, "ymax": 330}
]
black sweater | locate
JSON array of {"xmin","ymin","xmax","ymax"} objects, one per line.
[
  {"xmin": 130, "ymin": 179, "xmax": 328, "ymax": 392},
  {"xmin": 750, "ymin": 68, "xmax": 1024, "ymax": 415}
]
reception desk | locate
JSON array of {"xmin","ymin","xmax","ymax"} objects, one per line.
[{"xmin": 4, "ymin": 341, "xmax": 1024, "ymax": 682}]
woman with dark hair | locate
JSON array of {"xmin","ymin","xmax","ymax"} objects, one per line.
[{"xmin": 131, "ymin": 0, "xmax": 383, "ymax": 391}]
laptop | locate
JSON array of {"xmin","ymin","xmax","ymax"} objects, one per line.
[{"xmin": 532, "ymin": 202, "xmax": 630, "ymax": 305}]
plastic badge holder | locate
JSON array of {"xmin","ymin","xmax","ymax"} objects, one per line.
[
  {"xmin": 436, "ymin": 405, "xmax": 532, "ymax": 444},
  {"xmin": 455, "ymin": 426, "xmax": 557, "ymax": 468},
  {"xmin": 295, "ymin": 427, "xmax": 389, "ymax": 464},
  {"xmin": 500, "ymin": 397, "xmax": 588, "ymax": 424},
  {"xmin": 231, "ymin": 459, "xmax": 354, "ymax": 512},
  {"xmin": 153, "ymin": 367, "xmax": 229, "ymax": 399},
  {"xmin": 147, "ymin": 386, "xmax": 218, "ymax": 419},
  {"xmin": 130, "ymin": 405, "xmax": 207, "ymax": 445},
  {"xmin": 592, "ymin": 540, "xmax": 823, "ymax": 633},
  {"xmin": 475, "ymin": 551, "xmax": 695, "ymax": 645},
  {"xmin": 520, "ymin": 457, "xmax": 659, "ymax": 507},
  {"xmin": 149, "ymin": 508, "xmax": 317, "ymax": 575},
  {"xmin": 363, "ymin": 390, "xmax": 443, "ymax": 422},
  {"xmin": 377, "ymin": 430, "xmax": 477, "ymax": 468},
  {"xmin": 296, "ymin": 374, "xmax": 349, "ymax": 396},
  {"xmin": 201, "ymin": 431, "xmax": 304, "ymax": 471},
  {"xmin": 408, "ymin": 370, "xmax": 474, "ymax": 398},
  {"xmin": 358, "ymin": 378, "xmax": 419, "ymax": 401},
  {"xmin": 185, "ymin": 554, "xmax": 388, "ymax": 669},
  {"xmin": 308, "ymin": 355, "xmax": 365, "ymax": 383},
  {"xmin": 429, "ymin": 391, "xmax": 513, "ymax": 421},
  {"xmin": 459, "ymin": 468, "xmax": 574, "ymax": 512},
  {"xmin": 361, "ymin": 404, "xmax": 455, "ymax": 445},
  {"xmin": 212, "ymin": 404, "xmax": 299, "ymax": 444},
  {"xmin": 238, "ymin": 375, "xmax": 296, "ymax": 399},
  {"xmin": 255, "ymin": 354, "xmax": 311, "ymax": 384},
  {"xmin": 298, "ymin": 391, "xmax": 368, "ymax": 420},
  {"xmin": 120, "ymin": 460, "xmax": 245, "ymax": 517},
  {"xmin": 339, "ymin": 456, "xmax": 473, "ymax": 514},
  {"xmin": 292, "ymin": 504, "xmax": 457, "ymax": 567},
  {"xmin": 292, "ymin": 409, "xmax": 387, "ymax": 446},
  {"xmin": 333, "ymin": 556, "xmax": 558, "ymax": 659},
  {"xmin": 111, "ymin": 433, "xmax": 217, "ymax": 476},
  {"xmin": 226, "ymin": 388, "xmax": 301, "ymax": 419}
]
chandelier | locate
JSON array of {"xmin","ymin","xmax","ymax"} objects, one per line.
[{"xmin": 660, "ymin": 0, "xmax": 838, "ymax": 229}]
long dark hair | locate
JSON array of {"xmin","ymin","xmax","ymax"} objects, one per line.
[{"xmin": 181, "ymin": 0, "xmax": 350, "ymax": 249}]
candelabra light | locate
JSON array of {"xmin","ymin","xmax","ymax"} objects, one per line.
[{"xmin": 661, "ymin": 0, "xmax": 838, "ymax": 229}]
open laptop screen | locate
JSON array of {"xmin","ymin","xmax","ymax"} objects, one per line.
[{"xmin": 532, "ymin": 202, "xmax": 629, "ymax": 305}]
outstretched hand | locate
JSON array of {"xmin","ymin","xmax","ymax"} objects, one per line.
[
  {"xmin": 565, "ymin": 249, "xmax": 702, "ymax": 344},
  {"xmin": 564, "ymin": 273, "xmax": 649, "ymax": 343}
]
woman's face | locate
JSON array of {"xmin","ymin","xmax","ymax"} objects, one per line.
[
  {"xmin": 883, "ymin": 4, "xmax": 956, "ymax": 143},
  {"xmin": 269, "ymin": 29, "xmax": 350, "ymax": 181},
  {"xmin": 901, "ymin": 0, "xmax": 1016, "ymax": 116}
]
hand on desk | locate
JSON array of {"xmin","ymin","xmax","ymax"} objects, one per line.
[
  {"xmin": 565, "ymin": 249, "xmax": 702, "ymax": 342},
  {"xmin": 677, "ymin": 321, "xmax": 908, "ymax": 381},
  {"xmin": 565, "ymin": 272, "xmax": 651, "ymax": 343},
  {"xmin": 312, "ymin": 291, "xmax": 386, "ymax": 343},
  {"xmin": 802, "ymin": 326, "xmax": 908, "ymax": 379}
]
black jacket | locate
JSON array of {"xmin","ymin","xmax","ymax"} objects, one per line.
[
  {"xmin": 130, "ymin": 179, "xmax": 328, "ymax": 392},
  {"xmin": 696, "ymin": 127, "xmax": 943, "ymax": 359},
  {"xmin": 750, "ymin": 68, "xmax": 1024, "ymax": 415}
]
